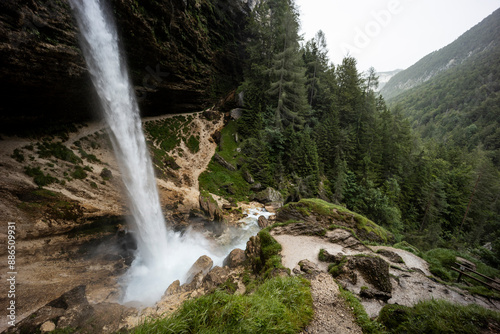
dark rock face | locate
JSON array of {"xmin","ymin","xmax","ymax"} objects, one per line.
[{"xmin": 0, "ymin": 0, "xmax": 248, "ymax": 134}]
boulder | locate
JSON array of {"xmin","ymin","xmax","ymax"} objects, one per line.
[
  {"xmin": 250, "ymin": 182, "xmax": 264, "ymax": 191},
  {"xmin": 203, "ymin": 110, "xmax": 220, "ymax": 121},
  {"xmin": 222, "ymin": 203, "xmax": 233, "ymax": 210},
  {"xmin": 40, "ymin": 321, "xmax": 56, "ymax": 333},
  {"xmin": 230, "ymin": 108, "xmax": 243, "ymax": 120},
  {"xmin": 257, "ymin": 215, "xmax": 270, "ymax": 229},
  {"xmin": 182, "ymin": 272, "xmax": 205, "ymax": 292},
  {"xmin": 360, "ymin": 287, "xmax": 392, "ymax": 302},
  {"xmin": 376, "ymin": 249, "xmax": 405, "ymax": 264},
  {"xmin": 165, "ymin": 280, "xmax": 181, "ymax": 296},
  {"xmin": 211, "ymin": 130, "xmax": 222, "ymax": 147},
  {"xmin": 318, "ymin": 249, "xmax": 343, "ymax": 263},
  {"xmin": 272, "ymin": 222, "xmax": 325, "ymax": 237},
  {"xmin": 255, "ymin": 187, "xmax": 283, "ymax": 206},
  {"xmin": 185, "ymin": 255, "xmax": 213, "ymax": 284},
  {"xmin": 202, "ymin": 266, "xmax": 230, "ymax": 291},
  {"xmin": 343, "ymin": 256, "xmax": 393, "ymax": 297},
  {"xmin": 245, "ymin": 235, "xmax": 261, "ymax": 272},
  {"xmin": 326, "ymin": 229, "xmax": 369, "ymax": 251},
  {"xmin": 298, "ymin": 259, "xmax": 321, "ymax": 277},
  {"xmin": 223, "ymin": 248, "xmax": 246, "ymax": 268},
  {"xmin": 243, "ymin": 170, "xmax": 255, "ymax": 184},
  {"xmin": 213, "ymin": 153, "xmax": 236, "ymax": 171},
  {"xmin": 221, "ymin": 183, "xmax": 236, "ymax": 195},
  {"xmin": 199, "ymin": 194, "xmax": 224, "ymax": 222}
]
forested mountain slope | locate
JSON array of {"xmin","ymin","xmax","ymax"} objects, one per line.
[
  {"xmin": 386, "ymin": 8, "xmax": 500, "ymax": 166},
  {"xmin": 381, "ymin": 8, "xmax": 500, "ymax": 100}
]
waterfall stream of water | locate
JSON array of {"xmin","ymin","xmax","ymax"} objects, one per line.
[
  {"xmin": 69, "ymin": 0, "xmax": 273, "ymax": 306},
  {"xmin": 69, "ymin": 0, "xmax": 174, "ymax": 304}
]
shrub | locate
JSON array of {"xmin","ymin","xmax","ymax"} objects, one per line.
[
  {"xmin": 71, "ymin": 166, "xmax": 87, "ymax": 180},
  {"xmin": 11, "ymin": 148, "xmax": 25, "ymax": 162},
  {"xmin": 36, "ymin": 142, "xmax": 82, "ymax": 164},
  {"xmin": 100, "ymin": 168, "xmax": 112, "ymax": 180},
  {"xmin": 378, "ymin": 299, "xmax": 500, "ymax": 333},
  {"xmin": 423, "ymin": 248, "xmax": 457, "ymax": 281},
  {"xmin": 24, "ymin": 166, "xmax": 57, "ymax": 187}
]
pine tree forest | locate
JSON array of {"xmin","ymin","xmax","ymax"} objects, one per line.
[{"xmin": 237, "ymin": 0, "xmax": 500, "ymax": 262}]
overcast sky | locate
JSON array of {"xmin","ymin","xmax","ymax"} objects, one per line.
[{"xmin": 295, "ymin": 0, "xmax": 500, "ymax": 73}]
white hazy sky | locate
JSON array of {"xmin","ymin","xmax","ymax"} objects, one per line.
[{"xmin": 295, "ymin": 0, "xmax": 500, "ymax": 72}]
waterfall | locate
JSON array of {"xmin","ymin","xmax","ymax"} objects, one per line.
[
  {"xmin": 69, "ymin": 0, "xmax": 171, "ymax": 303},
  {"xmin": 69, "ymin": 0, "xmax": 274, "ymax": 306}
]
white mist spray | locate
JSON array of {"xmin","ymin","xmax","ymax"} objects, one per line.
[{"xmin": 70, "ymin": 0, "xmax": 273, "ymax": 306}]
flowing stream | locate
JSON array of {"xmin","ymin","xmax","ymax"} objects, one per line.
[{"xmin": 69, "ymin": 0, "xmax": 273, "ymax": 306}]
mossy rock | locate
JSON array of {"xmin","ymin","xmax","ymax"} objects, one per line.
[{"xmin": 276, "ymin": 198, "xmax": 393, "ymax": 244}]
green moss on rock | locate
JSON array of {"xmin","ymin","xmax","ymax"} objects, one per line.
[{"xmin": 277, "ymin": 198, "xmax": 393, "ymax": 243}]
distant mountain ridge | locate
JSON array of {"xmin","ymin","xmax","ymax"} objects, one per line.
[
  {"xmin": 381, "ymin": 8, "xmax": 500, "ymax": 100},
  {"xmin": 376, "ymin": 69, "xmax": 402, "ymax": 91}
]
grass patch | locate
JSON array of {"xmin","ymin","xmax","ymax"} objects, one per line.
[
  {"xmin": 24, "ymin": 166, "xmax": 58, "ymax": 187},
  {"xmin": 144, "ymin": 116, "xmax": 189, "ymax": 153},
  {"xmin": 198, "ymin": 120, "xmax": 252, "ymax": 201},
  {"xmin": 318, "ymin": 248, "xmax": 328, "ymax": 262},
  {"xmin": 423, "ymin": 248, "xmax": 457, "ymax": 281},
  {"xmin": 339, "ymin": 286, "xmax": 386, "ymax": 334},
  {"xmin": 36, "ymin": 141, "xmax": 82, "ymax": 164},
  {"xmin": 186, "ymin": 135, "xmax": 200, "ymax": 153},
  {"xmin": 131, "ymin": 276, "xmax": 313, "ymax": 334},
  {"xmin": 217, "ymin": 120, "xmax": 240, "ymax": 165},
  {"xmin": 257, "ymin": 228, "xmax": 284, "ymax": 278},
  {"xmin": 418, "ymin": 248, "xmax": 500, "ymax": 297},
  {"xmin": 378, "ymin": 299, "xmax": 500, "ymax": 333},
  {"xmin": 199, "ymin": 160, "xmax": 252, "ymax": 201}
]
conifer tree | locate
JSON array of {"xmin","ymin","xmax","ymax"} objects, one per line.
[
  {"xmin": 266, "ymin": 0, "xmax": 308, "ymax": 130},
  {"xmin": 303, "ymin": 30, "xmax": 329, "ymax": 109}
]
